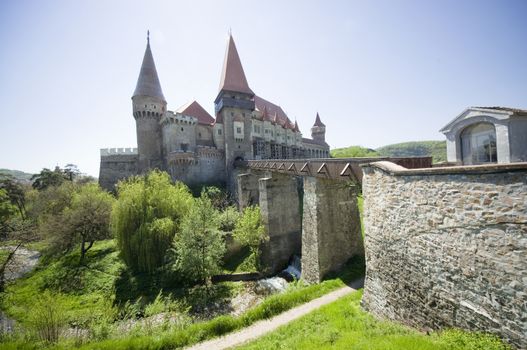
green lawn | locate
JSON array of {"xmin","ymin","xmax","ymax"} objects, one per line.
[
  {"xmin": 0, "ymin": 240, "xmax": 366, "ymax": 349},
  {"xmin": 236, "ymin": 290, "xmax": 510, "ymax": 350}
]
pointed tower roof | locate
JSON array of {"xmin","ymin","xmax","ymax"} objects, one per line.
[
  {"xmin": 294, "ymin": 120, "xmax": 300, "ymax": 132},
  {"xmin": 218, "ymin": 34, "xmax": 254, "ymax": 96},
  {"xmin": 133, "ymin": 31, "xmax": 165, "ymax": 101},
  {"xmin": 313, "ymin": 112, "xmax": 326, "ymax": 127}
]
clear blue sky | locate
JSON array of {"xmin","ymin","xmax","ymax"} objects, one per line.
[{"xmin": 1, "ymin": 0, "xmax": 526, "ymax": 176}]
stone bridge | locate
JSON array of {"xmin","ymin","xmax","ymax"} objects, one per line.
[{"xmin": 235, "ymin": 156, "xmax": 431, "ymax": 283}]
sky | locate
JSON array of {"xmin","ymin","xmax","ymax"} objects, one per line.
[{"xmin": 0, "ymin": 0, "xmax": 526, "ymax": 177}]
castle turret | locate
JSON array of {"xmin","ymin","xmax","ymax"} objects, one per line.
[
  {"xmin": 214, "ymin": 34, "xmax": 255, "ymax": 185},
  {"xmin": 311, "ymin": 112, "xmax": 326, "ymax": 144},
  {"xmin": 132, "ymin": 31, "xmax": 166, "ymax": 172}
]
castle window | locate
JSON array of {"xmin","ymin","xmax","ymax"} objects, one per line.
[
  {"xmin": 218, "ymin": 129, "xmax": 222, "ymax": 135},
  {"xmin": 199, "ymin": 132, "xmax": 202, "ymax": 138},
  {"xmin": 145, "ymin": 104, "xmax": 147, "ymax": 108},
  {"xmin": 181, "ymin": 127, "xmax": 184, "ymax": 131},
  {"xmin": 154, "ymin": 105, "xmax": 156, "ymax": 109},
  {"xmin": 236, "ymin": 127, "xmax": 242, "ymax": 134}
]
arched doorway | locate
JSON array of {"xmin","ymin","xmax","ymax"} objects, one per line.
[{"xmin": 460, "ymin": 123, "xmax": 497, "ymax": 165}]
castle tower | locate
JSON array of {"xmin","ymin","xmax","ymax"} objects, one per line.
[
  {"xmin": 215, "ymin": 34, "xmax": 255, "ymax": 182},
  {"xmin": 311, "ymin": 112, "xmax": 326, "ymax": 144},
  {"xmin": 132, "ymin": 31, "xmax": 167, "ymax": 172}
]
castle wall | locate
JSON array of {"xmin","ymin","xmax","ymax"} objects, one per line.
[
  {"xmin": 98, "ymin": 148, "xmax": 139, "ymax": 191},
  {"xmin": 361, "ymin": 162, "xmax": 527, "ymax": 349},
  {"xmin": 167, "ymin": 146, "xmax": 225, "ymax": 187}
]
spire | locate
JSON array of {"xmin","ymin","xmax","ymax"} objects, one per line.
[
  {"xmin": 218, "ymin": 34, "xmax": 254, "ymax": 96},
  {"xmin": 133, "ymin": 31, "xmax": 165, "ymax": 101},
  {"xmin": 313, "ymin": 112, "xmax": 326, "ymax": 127},
  {"xmin": 294, "ymin": 120, "xmax": 300, "ymax": 132}
]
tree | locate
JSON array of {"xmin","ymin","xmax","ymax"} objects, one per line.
[
  {"xmin": 0, "ymin": 173, "xmax": 28, "ymax": 219},
  {"xmin": 30, "ymin": 182, "xmax": 113, "ymax": 263},
  {"xmin": 31, "ymin": 167, "xmax": 66, "ymax": 190},
  {"xmin": 233, "ymin": 205, "xmax": 267, "ymax": 271},
  {"xmin": 0, "ymin": 189, "xmax": 16, "ymax": 236},
  {"xmin": 63, "ymin": 164, "xmax": 80, "ymax": 182},
  {"xmin": 64, "ymin": 183, "xmax": 114, "ymax": 263},
  {"xmin": 111, "ymin": 170, "xmax": 193, "ymax": 273},
  {"xmin": 174, "ymin": 197, "xmax": 225, "ymax": 284},
  {"xmin": 0, "ymin": 217, "xmax": 36, "ymax": 293}
]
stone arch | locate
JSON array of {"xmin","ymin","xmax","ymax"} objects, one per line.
[{"xmin": 460, "ymin": 122, "xmax": 497, "ymax": 165}]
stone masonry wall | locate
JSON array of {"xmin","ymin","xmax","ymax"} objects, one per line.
[
  {"xmin": 302, "ymin": 177, "xmax": 364, "ymax": 284},
  {"xmin": 361, "ymin": 162, "xmax": 527, "ymax": 349},
  {"xmin": 258, "ymin": 173, "xmax": 302, "ymax": 275},
  {"xmin": 99, "ymin": 154, "xmax": 138, "ymax": 191}
]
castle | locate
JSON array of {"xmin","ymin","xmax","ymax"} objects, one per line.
[{"xmin": 99, "ymin": 33, "xmax": 330, "ymax": 190}]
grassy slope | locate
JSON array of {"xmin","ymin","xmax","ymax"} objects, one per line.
[
  {"xmin": 331, "ymin": 141, "xmax": 447, "ymax": 164},
  {"xmin": 0, "ymin": 169, "xmax": 33, "ymax": 182},
  {"xmin": 237, "ymin": 291, "xmax": 510, "ymax": 350},
  {"xmin": 376, "ymin": 140, "xmax": 447, "ymax": 163},
  {"xmin": 1, "ymin": 239, "xmax": 365, "ymax": 350},
  {"xmin": 2, "ymin": 240, "xmax": 124, "ymax": 326}
]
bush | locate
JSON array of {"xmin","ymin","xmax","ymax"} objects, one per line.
[
  {"xmin": 233, "ymin": 206, "xmax": 267, "ymax": 271},
  {"xmin": 174, "ymin": 197, "xmax": 225, "ymax": 283},
  {"xmin": 111, "ymin": 171, "xmax": 193, "ymax": 273},
  {"xmin": 218, "ymin": 206, "xmax": 240, "ymax": 232},
  {"xmin": 27, "ymin": 291, "xmax": 68, "ymax": 343}
]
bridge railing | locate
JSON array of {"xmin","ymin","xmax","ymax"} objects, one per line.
[{"xmin": 241, "ymin": 156, "xmax": 432, "ymax": 183}]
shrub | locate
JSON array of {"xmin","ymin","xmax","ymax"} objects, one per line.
[
  {"xmin": 112, "ymin": 170, "xmax": 193, "ymax": 273},
  {"xmin": 174, "ymin": 197, "xmax": 225, "ymax": 284},
  {"xmin": 233, "ymin": 206, "xmax": 267, "ymax": 271},
  {"xmin": 27, "ymin": 291, "xmax": 67, "ymax": 343}
]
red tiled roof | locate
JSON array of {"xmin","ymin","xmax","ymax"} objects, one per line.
[
  {"xmin": 313, "ymin": 112, "xmax": 325, "ymax": 127},
  {"xmin": 218, "ymin": 35, "xmax": 254, "ymax": 96},
  {"xmin": 255, "ymin": 95, "xmax": 293, "ymax": 127},
  {"xmin": 176, "ymin": 100, "xmax": 215, "ymax": 125}
]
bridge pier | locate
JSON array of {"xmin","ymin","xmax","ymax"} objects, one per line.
[
  {"xmin": 301, "ymin": 177, "xmax": 364, "ymax": 284},
  {"xmin": 237, "ymin": 172, "xmax": 261, "ymax": 210},
  {"xmin": 258, "ymin": 173, "xmax": 302, "ymax": 275}
]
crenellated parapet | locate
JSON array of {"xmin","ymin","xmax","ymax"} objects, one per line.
[
  {"xmin": 100, "ymin": 148, "xmax": 138, "ymax": 156},
  {"xmin": 160, "ymin": 112, "xmax": 197, "ymax": 126}
]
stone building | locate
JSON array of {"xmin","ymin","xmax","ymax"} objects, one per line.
[
  {"xmin": 440, "ymin": 106, "xmax": 527, "ymax": 165},
  {"xmin": 99, "ymin": 33, "xmax": 330, "ymax": 190}
]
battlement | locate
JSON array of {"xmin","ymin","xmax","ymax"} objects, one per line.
[{"xmin": 100, "ymin": 148, "xmax": 138, "ymax": 156}]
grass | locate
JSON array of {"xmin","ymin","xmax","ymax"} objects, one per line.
[
  {"xmin": 2, "ymin": 240, "xmax": 124, "ymax": 327},
  {"xmin": 222, "ymin": 246, "xmax": 257, "ymax": 274},
  {"xmin": 236, "ymin": 290, "xmax": 510, "ymax": 350},
  {"xmin": 0, "ymin": 255, "xmax": 365, "ymax": 349}
]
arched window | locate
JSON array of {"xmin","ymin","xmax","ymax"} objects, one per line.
[{"xmin": 460, "ymin": 123, "xmax": 497, "ymax": 165}]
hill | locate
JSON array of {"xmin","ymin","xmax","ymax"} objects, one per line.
[
  {"xmin": 330, "ymin": 146, "xmax": 378, "ymax": 158},
  {"xmin": 376, "ymin": 140, "xmax": 446, "ymax": 163},
  {"xmin": 331, "ymin": 141, "xmax": 446, "ymax": 163},
  {"xmin": 0, "ymin": 168, "xmax": 33, "ymax": 182}
]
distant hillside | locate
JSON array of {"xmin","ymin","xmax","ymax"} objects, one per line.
[
  {"xmin": 331, "ymin": 141, "xmax": 447, "ymax": 163},
  {"xmin": 376, "ymin": 141, "xmax": 446, "ymax": 163},
  {"xmin": 330, "ymin": 146, "xmax": 378, "ymax": 158},
  {"xmin": 0, "ymin": 168, "xmax": 34, "ymax": 182}
]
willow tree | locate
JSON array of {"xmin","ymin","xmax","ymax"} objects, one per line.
[{"xmin": 111, "ymin": 170, "xmax": 193, "ymax": 273}]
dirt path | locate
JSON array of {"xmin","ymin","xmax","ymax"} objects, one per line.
[{"xmin": 186, "ymin": 277, "xmax": 364, "ymax": 350}]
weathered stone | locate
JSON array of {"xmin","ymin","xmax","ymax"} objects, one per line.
[
  {"xmin": 301, "ymin": 177, "xmax": 364, "ymax": 284},
  {"xmin": 361, "ymin": 162, "xmax": 527, "ymax": 349},
  {"xmin": 258, "ymin": 173, "xmax": 302, "ymax": 275}
]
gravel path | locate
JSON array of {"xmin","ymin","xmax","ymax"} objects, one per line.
[{"xmin": 186, "ymin": 277, "xmax": 364, "ymax": 350}]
